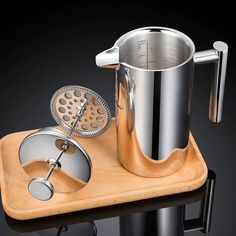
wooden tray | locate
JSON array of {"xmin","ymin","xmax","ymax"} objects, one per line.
[{"xmin": 0, "ymin": 120, "xmax": 207, "ymax": 220}]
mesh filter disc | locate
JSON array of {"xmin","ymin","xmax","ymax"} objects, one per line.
[{"xmin": 50, "ymin": 85, "xmax": 111, "ymax": 137}]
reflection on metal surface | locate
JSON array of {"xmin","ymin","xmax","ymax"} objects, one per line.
[
  {"xmin": 115, "ymin": 58, "xmax": 192, "ymax": 168},
  {"xmin": 96, "ymin": 26, "xmax": 228, "ymax": 177},
  {"xmin": 194, "ymin": 42, "xmax": 228, "ymax": 123},
  {"xmin": 120, "ymin": 170, "xmax": 216, "ymax": 236},
  {"xmin": 116, "ymin": 84, "xmax": 189, "ymax": 177},
  {"xmin": 184, "ymin": 170, "xmax": 216, "ymax": 233},
  {"xmin": 26, "ymin": 99, "xmax": 90, "ymax": 201},
  {"xmin": 120, "ymin": 207, "xmax": 184, "ymax": 236},
  {"xmin": 19, "ymin": 127, "xmax": 92, "ymax": 184},
  {"xmin": 19, "ymin": 85, "xmax": 112, "ymax": 200},
  {"xmin": 97, "ymin": 27, "xmax": 195, "ymax": 174}
]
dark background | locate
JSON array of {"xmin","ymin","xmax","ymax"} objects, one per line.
[{"xmin": 0, "ymin": 2, "xmax": 235, "ymax": 235}]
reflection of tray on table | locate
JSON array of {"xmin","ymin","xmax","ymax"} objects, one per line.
[{"xmin": 0, "ymin": 119, "xmax": 207, "ymax": 220}]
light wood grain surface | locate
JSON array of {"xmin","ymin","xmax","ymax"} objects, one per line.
[{"xmin": 0, "ymin": 119, "xmax": 207, "ymax": 220}]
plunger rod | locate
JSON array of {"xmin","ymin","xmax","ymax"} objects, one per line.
[
  {"xmin": 45, "ymin": 149, "xmax": 65, "ymax": 180},
  {"xmin": 44, "ymin": 99, "xmax": 88, "ymax": 180},
  {"xmin": 68, "ymin": 100, "xmax": 87, "ymax": 136}
]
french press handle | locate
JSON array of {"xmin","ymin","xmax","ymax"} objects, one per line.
[{"xmin": 194, "ymin": 41, "xmax": 228, "ymax": 123}]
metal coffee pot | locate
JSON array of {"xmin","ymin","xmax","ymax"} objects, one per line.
[{"xmin": 96, "ymin": 27, "xmax": 228, "ymax": 177}]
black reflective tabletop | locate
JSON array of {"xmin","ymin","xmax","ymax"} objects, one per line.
[
  {"xmin": 0, "ymin": 171, "xmax": 215, "ymax": 236},
  {"xmin": 0, "ymin": 2, "xmax": 236, "ymax": 236}
]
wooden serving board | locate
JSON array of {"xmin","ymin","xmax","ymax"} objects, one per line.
[{"xmin": 0, "ymin": 120, "xmax": 207, "ymax": 220}]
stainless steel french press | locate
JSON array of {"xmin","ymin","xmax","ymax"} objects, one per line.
[{"xmin": 96, "ymin": 26, "xmax": 228, "ymax": 177}]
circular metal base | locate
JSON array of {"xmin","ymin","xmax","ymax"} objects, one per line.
[
  {"xmin": 19, "ymin": 127, "xmax": 92, "ymax": 183},
  {"xmin": 28, "ymin": 177, "xmax": 54, "ymax": 201}
]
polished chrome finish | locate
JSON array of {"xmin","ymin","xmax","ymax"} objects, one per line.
[
  {"xmin": 23, "ymin": 128, "xmax": 91, "ymax": 200},
  {"xmin": 23, "ymin": 100, "xmax": 92, "ymax": 200},
  {"xmin": 96, "ymin": 26, "xmax": 195, "ymax": 70},
  {"xmin": 45, "ymin": 148, "xmax": 65, "ymax": 180},
  {"xmin": 19, "ymin": 128, "xmax": 92, "ymax": 182},
  {"xmin": 96, "ymin": 27, "xmax": 228, "ymax": 176},
  {"xmin": 47, "ymin": 158, "xmax": 61, "ymax": 168},
  {"xmin": 19, "ymin": 127, "xmax": 92, "ymax": 201},
  {"xmin": 194, "ymin": 49, "xmax": 218, "ymax": 64},
  {"xmin": 97, "ymin": 27, "xmax": 194, "ymax": 163},
  {"xmin": 50, "ymin": 85, "xmax": 112, "ymax": 138},
  {"xmin": 194, "ymin": 41, "xmax": 228, "ymax": 122},
  {"xmin": 96, "ymin": 47, "xmax": 119, "ymax": 69},
  {"xmin": 28, "ymin": 177, "xmax": 54, "ymax": 201},
  {"xmin": 116, "ymin": 63, "xmax": 193, "ymax": 161},
  {"xmin": 28, "ymin": 147, "xmax": 65, "ymax": 201},
  {"xmin": 21, "ymin": 85, "xmax": 112, "ymax": 200}
]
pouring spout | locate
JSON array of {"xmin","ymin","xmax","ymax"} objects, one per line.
[{"xmin": 96, "ymin": 47, "xmax": 120, "ymax": 69}]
